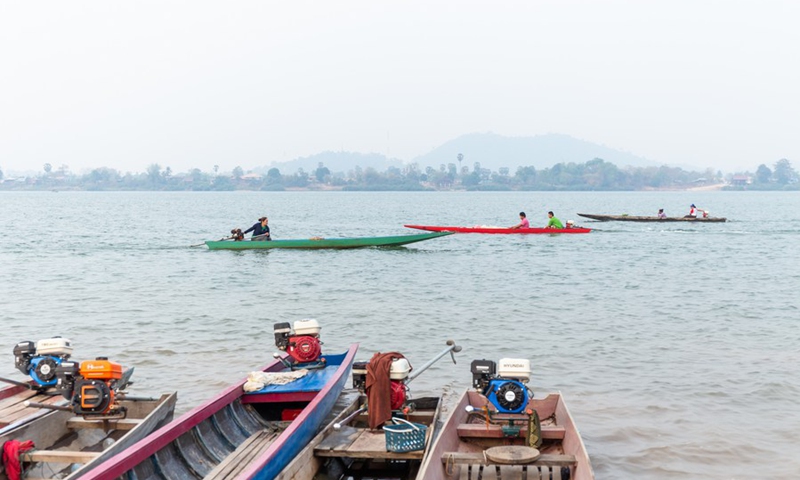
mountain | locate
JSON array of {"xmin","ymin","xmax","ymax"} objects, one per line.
[
  {"xmin": 256, "ymin": 151, "xmax": 403, "ymax": 175},
  {"xmin": 410, "ymin": 133, "xmax": 657, "ymax": 171}
]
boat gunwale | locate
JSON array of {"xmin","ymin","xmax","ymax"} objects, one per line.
[{"xmin": 404, "ymin": 225, "xmax": 592, "ymax": 234}]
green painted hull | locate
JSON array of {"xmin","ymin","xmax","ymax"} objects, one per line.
[{"xmin": 205, "ymin": 232, "xmax": 452, "ymax": 250}]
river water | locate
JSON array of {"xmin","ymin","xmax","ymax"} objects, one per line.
[{"xmin": 1, "ymin": 190, "xmax": 798, "ymax": 479}]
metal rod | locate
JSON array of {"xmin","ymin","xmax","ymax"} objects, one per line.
[
  {"xmin": 117, "ymin": 395, "xmax": 156, "ymax": 402},
  {"xmin": 334, "ymin": 407, "xmax": 366, "ymax": 430},
  {"xmin": 273, "ymin": 352, "xmax": 293, "ymax": 370},
  {"xmin": 406, "ymin": 339, "xmax": 462, "ymax": 383},
  {"xmin": 0, "ymin": 376, "xmax": 37, "ymax": 390},
  {"xmin": 23, "ymin": 401, "xmax": 72, "ymax": 412}
]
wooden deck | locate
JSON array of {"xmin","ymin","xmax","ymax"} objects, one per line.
[
  {"xmin": 315, "ymin": 426, "xmax": 427, "ymax": 460},
  {"xmin": 0, "ymin": 387, "xmax": 65, "ymax": 430}
]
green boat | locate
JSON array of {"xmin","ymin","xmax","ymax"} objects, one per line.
[{"xmin": 205, "ymin": 232, "xmax": 452, "ymax": 250}]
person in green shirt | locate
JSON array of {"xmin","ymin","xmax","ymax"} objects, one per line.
[{"xmin": 546, "ymin": 211, "xmax": 564, "ymax": 229}]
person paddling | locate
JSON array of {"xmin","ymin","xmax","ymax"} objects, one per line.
[
  {"xmin": 510, "ymin": 212, "xmax": 529, "ymax": 229},
  {"xmin": 686, "ymin": 204, "xmax": 698, "ymax": 218},
  {"xmin": 546, "ymin": 211, "xmax": 564, "ymax": 229},
  {"xmin": 243, "ymin": 216, "xmax": 271, "ymax": 241},
  {"xmin": 658, "ymin": 208, "xmax": 666, "ymax": 219}
]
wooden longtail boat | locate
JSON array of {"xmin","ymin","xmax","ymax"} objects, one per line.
[
  {"xmin": 405, "ymin": 225, "xmax": 592, "ymax": 234},
  {"xmin": 418, "ymin": 390, "xmax": 594, "ymax": 480},
  {"xmin": 577, "ymin": 213, "xmax": 726, "ymax": 222},
  {"xmin": 205, "ymin": 232, "xmax": 452, "ymax": 250},
  {"xmin": 277, "ymin": 339, "xmax": 462, "ymax": 480},
  {"xmin": 0, "ymin": 392, "xmax": 177, "ymax": 480},
  {"xmin": 0, "ymin": 382, "xmax": 67, "ymax": 431},
  {"xmin": 277, "ymin": 394, "xmax": 442, "ymax": 480},
  {"xmin": 82, "ymin": 345, "xmax": 358, "ymax": 480}
]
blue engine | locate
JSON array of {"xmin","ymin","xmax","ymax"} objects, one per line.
[
  {"xmin": 27, "ymin": 356, "xmax": 64, "ymax": 387},
  {"xmin": 471, "ymin": 359, "xmax": 532, "ymax": 414},
  {"xmin": 485, "ymin": 378, "xmax": 529, "ymax": 414},
  {"xmin": 13, "ymin": 339, "xmax": 72, "ymax": 388}
]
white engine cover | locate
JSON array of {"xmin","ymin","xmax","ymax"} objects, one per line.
[
  {"xmin": 498, "ymin": 358, "xmax": 531, "ymax": 383},
  {"xmin": 36, "ymin": 337, "xmax": 73, "ymax": 356},
  {"xmin": 389, "ymin": 358, "xmax": 411, "ymax": 380},
  {"xmin": 293, "ymin": 319, "xmax": 321, "ymax": 336}
]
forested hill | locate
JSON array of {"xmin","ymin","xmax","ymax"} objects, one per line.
[{"xmin": 411, "ymin": 133, "xmax": 656, "ymax": 171}]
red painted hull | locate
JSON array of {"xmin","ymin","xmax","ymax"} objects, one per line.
[{"xmin": 404, "ymin": 224, "xmax": 591, "ymax": 234}]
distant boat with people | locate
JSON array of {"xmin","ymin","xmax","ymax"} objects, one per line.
[{"xmin": 577, "ymin": 213, "xmax": 727, "ymax": 222}]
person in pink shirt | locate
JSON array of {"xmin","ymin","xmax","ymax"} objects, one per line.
[{"xmin": 510, "ymin": 212, "xmax": 530, "ymax": 229}]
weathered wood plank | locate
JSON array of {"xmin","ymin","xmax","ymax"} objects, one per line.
[
  {"xmin": 440, "ymin": 452, "xmax": 576, "ymax": 467},
  {"xmin": 66, "ymin": 417, "xmax": 143, "ymax": 431},
  {"xmin": 456, "ymin": 424, "xmax": 566, "ymax": 440},
  {"xmin": 315, "ymin": 425, "xmax": 364, "ymax": 453},
  {"xmin": 205, "ymin": 429, "xmax": 280, "ymax": 480},
  {"xmin": 326, "ymin": 429, "xmax": 425, "ymax": 460},
  {"xmin": 22, "ymin": 450, "xmax": 100, "ymax": 464}
]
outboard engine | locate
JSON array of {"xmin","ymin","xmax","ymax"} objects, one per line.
[
  {"xmin": 13, "ymin": 337, "xmax": 73, "ymax": 387},
  {"xmin": 56, "ymin": 357, "xmax": 126, "ymax": 418},
  {"xmin": 471, "ymin": 358, "xmax": 532, "ymax": 414},
  {"xmin": 352, "ymin": 357, "xmax": 411, "ymax": 410},
  {"xmin": 273, "ymin": 319, "xmax": 323, "ymax": 364},
  {"xmin": 389, "ymin": 358, "xmax": 411, "ymax": 410}
]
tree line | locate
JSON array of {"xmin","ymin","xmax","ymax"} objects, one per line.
[{"xmin": 1, "ymin": 157, "xmax": 797, "ymax": 191}]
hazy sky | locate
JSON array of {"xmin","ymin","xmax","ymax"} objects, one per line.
[{"xmin": 1, "ymin": 1, "xmax": 797, "ymax": 174}]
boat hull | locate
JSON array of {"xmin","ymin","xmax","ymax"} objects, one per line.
[
  {"xmin": 81, "ymin": 345, "xmax": 358, "ymax": 480},
  {"xmin": 205, "ymin": 232, "xmax": 452, "ymax": 250},
  {"xmin": 404, "ymin": 225, "xmax": 591, "ymax": 234},
  {"xmin": 577, "ymin": 213, "xmax": 726, "ymax": 222},
  {"xmin": 418, "ymin": 389, "xmax": 594, "ymax": 480},
  {"xmin": 0, "ymin": 392, "xmax": 177, "ymax": 480}
]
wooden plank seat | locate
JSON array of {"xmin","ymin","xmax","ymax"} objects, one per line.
[
  {"xmin": 204, "ymin": 429, "xmax": 280, "ymax": 480},
  {"xmin": 21, "ymin": 450, "xmax": 101, "ymax": 464},
  {"xmin": 441, "ymin": 452, "xmax": 577, "ymax": 480},
  {"xmin": 456, "ymin": 424, "xmax": 566, "ymax": 440},
  {"xmin": 66, "ymin": 417, "xmax": 143, "ymax": 431}
]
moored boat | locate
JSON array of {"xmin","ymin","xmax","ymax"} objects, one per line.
[
  {"xmin": 577, "ymin": 213, "xmax": 726, "ymax": 222},
  {"xmin": 276, "ymin": 340, "xmax": 463, "ymax": 480},
  {"xmin": 417, "ymin": 358, "xmax": 594, "ymax": 480},
  {"xmin": 205, "ymin": 232, "xmax": 452, "ymax": 250},
  {"xmin": 82, "ymin": 319, "xmax": 358, "ymax": 480},
  {"xmin": 0, "ymin": 392, "xmax": 177, "ymax": 480},
  {"xmin": 405, "ymin": 225, "xmax": 591, "ymax": 234}
]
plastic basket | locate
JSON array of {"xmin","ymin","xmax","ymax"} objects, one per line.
[{"xmin": 384, "ymin": 418, "xmax": 427, "ymax": 453}]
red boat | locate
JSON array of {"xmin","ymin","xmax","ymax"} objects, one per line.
[{"xmin": 404, "ymin": 224, "xmax": 592, "ymax": 234}]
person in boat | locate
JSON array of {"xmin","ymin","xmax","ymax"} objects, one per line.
[
  {"xmin": 230, "ymin": 228, "xmax": 244, "ymax": 241},
  {"xmin": 686, "ymin": 204, "xmax": 698, "ymax": 218},
  {"xmin": 546, "ymin": 211, "xmax": 564, "ymax": 229},
  {"xmin": 510, "ymin": 211, "xmax": 529, "ymax": 229},
  {"xmin": 658, "ymin": 208, "xmax": 666, "ymax": 219},
  {"xmin": 565, "ymin": 219, "xmax": 575, "ymax": 228},
  {"xmin": 243, "ymin": 216, "xmax": 271, "ymax": 241}
]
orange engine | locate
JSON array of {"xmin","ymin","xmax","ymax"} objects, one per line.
[
  {"xmin": 79, "ymin": 358, "xmax": 122, "ymax": 380},
  {"xmin": 56, "ymin": 357, "xmax": 127, "ymax": 418}
]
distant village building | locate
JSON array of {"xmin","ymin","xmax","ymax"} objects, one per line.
[{"xmin": 730, "ymin": 175, "xmax": 751, "ymax": 186}]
